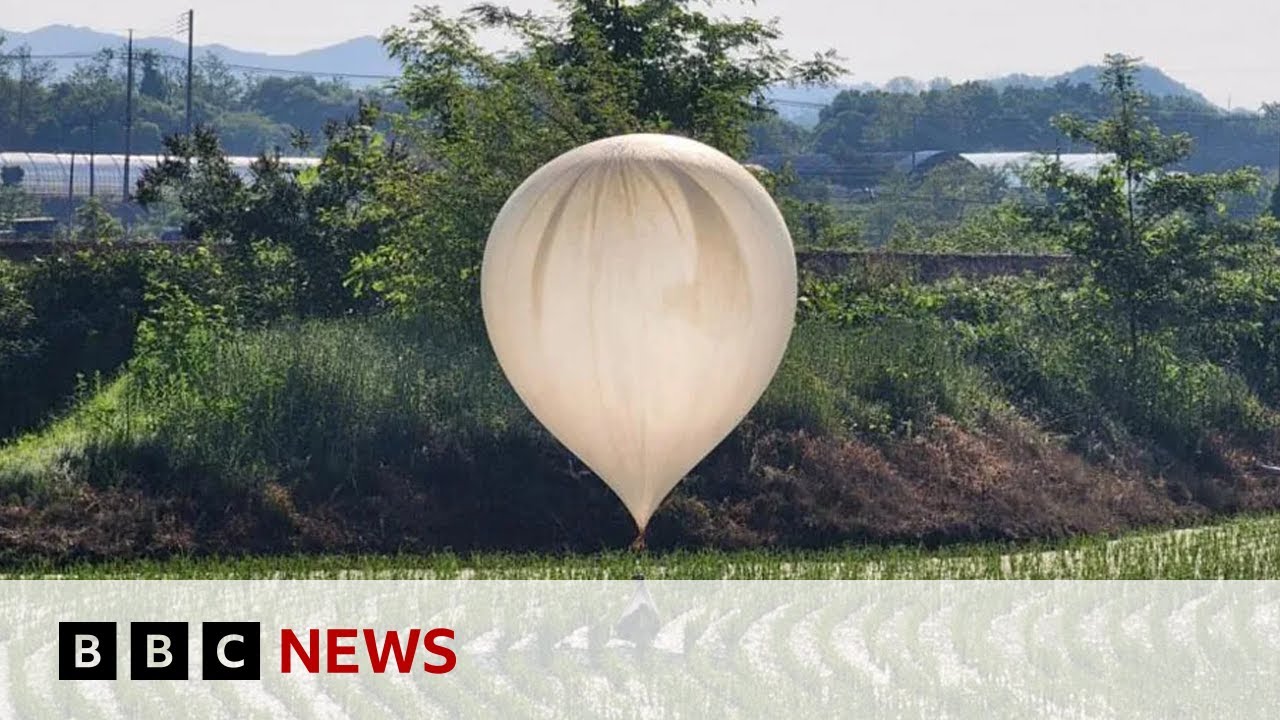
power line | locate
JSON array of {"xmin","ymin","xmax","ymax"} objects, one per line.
[
  {"xmin": 0, "ymin": 51, "xmax": 397, "ymax": 81},
  {"xmin": 0, "ymin": 53, "xmax": 100, "ymax": 60}
]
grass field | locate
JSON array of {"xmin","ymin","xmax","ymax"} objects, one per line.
[{"xmin": 7, "ymin": 512, "xmax": 1280, "ymax": 580}]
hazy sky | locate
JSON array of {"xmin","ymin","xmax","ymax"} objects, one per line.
[{"xmin": 7, "ymin": 0, "xmax": 1280, "ymax": 109}]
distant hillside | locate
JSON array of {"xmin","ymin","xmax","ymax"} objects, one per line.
[
  {"xmin": 767, "ymin": 65, "xmax": 1215, "ymax": 127},
  {"xmin": 3, "ymin": 26, "xmax": 1215, "ymax": 113},
  {"xmin": 988, "ymin": 65, "xmax": 1213, "ymax": 106},
  {"xmin": 0, "ymin": 25, "xmax": 398, "ymax": 84}
]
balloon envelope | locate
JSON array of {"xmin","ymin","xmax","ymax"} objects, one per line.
[{"xmin": 481, "ymin": 133, "xmax": 796, "ymax": 531}]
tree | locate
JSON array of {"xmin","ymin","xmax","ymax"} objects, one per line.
[
  {"xmin": 139, "ymin": 50, "xmax": 169, "ymax": 101},
  {"xmin": 194, "ymin": 55, "xmax": 242, "ymax": 111},
  {"xmin": 73, "ymin": 197, "xmax": 124, "ymax": 241},
  {"xmin": 810, "ymin": 75, "xmax": 1280, "ymax": 173},
  {"xmin": 135, "ymin": 126, "xmax": 250, "ymax": 242},
  {"xmin": 56, "ymin": 50, "xmax": 123, "ymax": 151},
  {"xmin": 0, "ymin": 44, "xmax": 54, "ymax": 147},
  {"xmin": 348, "ymin": 0, "xmax": 843, "ymax": 323},
  {"xmin": 1036, "ymin": 54, "xmax": 1262, "ymax": 359},
  {"xmin": 0, "ymin": 180, "xmax": 37, "ymax": 229},
  {"xmin": 241, "ymin": 76, "xmax": 359, "ymax": 139},
  {"xmin": 136, "ymin": 106, "xmax": 404, "ymax": 316}
]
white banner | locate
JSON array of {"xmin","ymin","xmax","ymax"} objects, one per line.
[{"xmin": 0, "ymin": 580, "xmax": 1276, "ymax": 718}]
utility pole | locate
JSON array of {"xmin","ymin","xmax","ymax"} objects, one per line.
[
  {"xmin": 1273, "ymin": 109, "xmax": 1280, "ymax": 179},
  {"xmin": 67, "ymin": 152, "xmax": 76, "ymax": 237},
  {"xmin": 89, "ymin": 118, "xmax": 96, "ymax": 198},
  {"xmin": 911, "ymin": 114, "xmax": 919, "ymax": 173},
  {"xmin": 14, "ymin": 51, "xmax": 28, "ymax": 148},
  {"xmin": 123, "ymin": 29, "xmax": 135, "ymax": 202},
  {"xmin": 185, "ymin": 10, "xmax": 194, "ymax": 133}
]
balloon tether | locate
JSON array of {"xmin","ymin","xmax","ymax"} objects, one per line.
[{"xmin": 629, "ymin": 526, "xmax": 647, "ymax": 553}]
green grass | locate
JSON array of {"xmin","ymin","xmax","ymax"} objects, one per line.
[
  {"xmin": 9, "ymin": 513, "xmax": 1280, "ymax": 580},
  {"xmin": 0, "ymin": 318, "xmax": 525, "ymax": 498},
  {"xmin": 0, "ymin": 376, "xmax": 143, "ymax": 498},
  {"xmin": 2, "ymin": 298, "xmax": 1276, "ymax": 559}
]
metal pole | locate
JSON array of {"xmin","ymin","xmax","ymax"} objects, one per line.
[
  {"xmin": 186, "ymin": 10, "xmax": 194, "ymax": 133},
  {"xmin": 67, "ymin": 152, "xmax": 75, "ymax": 238},
  {"xmin": 14, "ymin": 52, "xmax": 27, "ymax": 148},
  {"xmin": 89, "ymin": 119, "xmax": 96, "ymax": 198},
  {"xmin": 911, "ymin": 114, "xmax": 918, "ymax": 173},
  {"xmin": 123, "ymin": 29, "xmax": 134, "ymax": 202}
]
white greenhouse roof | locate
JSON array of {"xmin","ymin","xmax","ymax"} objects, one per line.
[
  {"xmin": 959, "ymin": 152, "xmax": 1114, "ymax": 187},
  {"xmin": 0, "ymin": 152, "xmax": 321, "ymax": 200}
]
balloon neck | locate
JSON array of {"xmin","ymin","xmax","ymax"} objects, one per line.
[{"xmin": 629, "ymin": 527, "xmax": 648, "ymax": 553}]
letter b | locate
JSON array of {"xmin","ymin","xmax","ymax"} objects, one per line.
[
  {"xmin": 59, "ymin": 622, "xmax": 117, "ymax": 680},
  {"xmin": 130, "ymin": 622, "xmax": 188, "ymax": 680}
]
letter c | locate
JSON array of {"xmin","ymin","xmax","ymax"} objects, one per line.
[{"xmin": 217, "ymin": 634, "xmax": 245, "ymax": 668}]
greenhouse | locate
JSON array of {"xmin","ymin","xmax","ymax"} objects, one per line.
[{"xmin": 0, "ymin": 152, "xmax": 321, "ymax": 200}]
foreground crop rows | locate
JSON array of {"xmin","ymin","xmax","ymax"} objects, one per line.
[{"xmin": 7, "ymin": 513, "xmax": 1280, "ymax": 580}]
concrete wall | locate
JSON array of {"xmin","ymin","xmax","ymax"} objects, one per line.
[
  {"xmin": 800, "ymin": 250, "xmax": 1071, "ymax": 281},
  {"xmin": 1, "ymin": 241, "xmax": 1073, "ymax": 281}
]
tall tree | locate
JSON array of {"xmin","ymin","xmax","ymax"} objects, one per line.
[
  {"xmin": 139, "ymin": 50, "xmax": 169, "ymax": 101},
  {"xmin": 1036, "ymin": 54, "xmax": 1262, "ymax": 358}
]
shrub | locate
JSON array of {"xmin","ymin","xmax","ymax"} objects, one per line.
[{"xmin": 0, "ymin": 252, "xmax": 146, "ymax": 439}]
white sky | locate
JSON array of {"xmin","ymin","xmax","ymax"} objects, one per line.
[{"xmin": 6, "ymin": 0, "xmax": 1280, "ymax": 109}]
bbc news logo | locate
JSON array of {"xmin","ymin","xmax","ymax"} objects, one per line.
[{"xmin": 58, "ymin": 622, "xmax": 456, "ymax": 680}]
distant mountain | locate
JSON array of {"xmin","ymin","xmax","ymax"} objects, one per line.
[
  {"xmin": 4, "ymin": 26, "xmax": 1214, "ymax": 112},
  {"xmin": 0, "ymin": 24, "xmax": 398, "ymax": 84},
  {"xmin": 986, "ymin": 65, "xmax": 1213, "ymax": 106}
]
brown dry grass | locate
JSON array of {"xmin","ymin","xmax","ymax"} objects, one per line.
[{"xmin": 4, "ymin": 414, "xmax": 1276, "ymax": 564}]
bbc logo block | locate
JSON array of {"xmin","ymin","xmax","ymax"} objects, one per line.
[
  {"xmin": 59, "ymin": 621, "xmax": 261, "ymax": 680},
  {"xmin": 130, "ymin": 622, "xmax": 189, "ymax": 680},
  {"xmin": 202, "ymin": 622, "xmax": 262, "ymax": 680},
  {"xmin": 58, "ymin": 622, "xmax": 118, "ymax": 680}
]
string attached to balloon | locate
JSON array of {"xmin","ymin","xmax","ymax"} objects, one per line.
[{"xmin": 481, "ymin": 133, "xmax": 797, "ymax": 549}]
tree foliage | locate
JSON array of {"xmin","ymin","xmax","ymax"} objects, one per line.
[
  {"xmin": 804, "ymin": 75, "xmax": 1280, "ymax": 174},
  {"xmin": 347, "ymin": 0, "xmax": 841, "ymax": 323},
  {"xmin": 0, "ymin": 33, "xmax": 384, "ymax": 156},
  {"xmin": 136, "ymin": 104, "xmax": 404, "ymax": 316},
  {"xmin": 1035, "ymin": 54, "xmax": 1267, "ymax": 358},
  {"xmin": 73, "ymin": 197, "xmax": 123, "ymax": 241}
]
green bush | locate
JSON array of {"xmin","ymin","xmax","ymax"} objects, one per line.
[
  {"xmin": 120, "ymin": 319, "xmax": 525, "ymax": 496},
  {"xmin": 0, "ymin": 253, "xmax": 147, "ymax": 439},
  {"xmin": 935, "ymin": 276, "xmax": 1278, "ymax": 459},
  {"xmin": 757, "ymin": 318, "xmax": 997, "ymax": 437}
]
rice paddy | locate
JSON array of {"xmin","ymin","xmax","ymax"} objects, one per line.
[{"xmin": 9, "ymin": 512, "xmax": 1280, "ymax": 580}]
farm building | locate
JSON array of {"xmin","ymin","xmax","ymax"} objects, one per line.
[
  {"xmin": 959, "ymin": 152, "xmax": 1114, "ymax": 187},
  {"xmin": 0, "ymin": 152, "xmax": 321, "ymax": 200},
  {"xmin": 747, "ymin": 150, "xmax": 1114, "ymax": 191}
]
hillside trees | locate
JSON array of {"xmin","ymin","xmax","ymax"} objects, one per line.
[
  {"xmin": 0, "ymin": 33, "xmax": 384, "ymax": 155},
  {"xmin": 811, "ymin": 78, "xmax": 1279, "ymax": 173}
]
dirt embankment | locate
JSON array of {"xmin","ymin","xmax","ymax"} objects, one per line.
[{"xmin": 2, "ymin": 416, "xmax": 1276, "ymax": 564}]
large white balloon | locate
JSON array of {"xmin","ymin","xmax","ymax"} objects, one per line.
[{"xmin": 481, "ymin": 133, "xmax": 796, "ymax": 532}]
